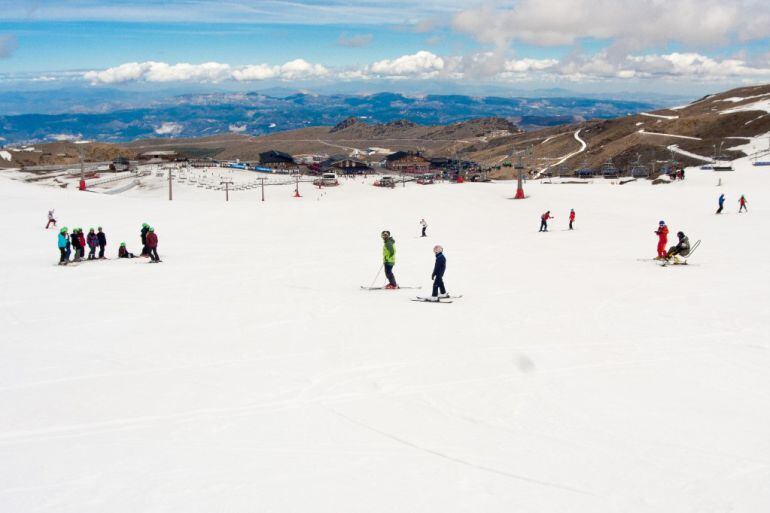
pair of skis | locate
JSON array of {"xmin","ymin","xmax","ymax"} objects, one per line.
[{"xmin": 360, "ymin": 286, "xmax": 461, "ymax": 304}]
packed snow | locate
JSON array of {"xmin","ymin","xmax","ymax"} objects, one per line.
[
  {"xmin": 637, "ymin": 129, "xmax": 701, "ymax": 141},
  {"xmin": 1, "ymin": 160, "xmax": 769, "ymax": 513},
  {"xmin": 720, "ymin": 98, "xmax": 770, "ymax": 115},
  {"xmin": 667, "ymin": 144, "xmax": 714, "ymax": 162},
  {"xmin": 640, "ymin": 112, "xmax": 679, "ymax": 120},
  {"xmin": 0, "ymin": 150, "xmax": 11, "ymax": 161}
]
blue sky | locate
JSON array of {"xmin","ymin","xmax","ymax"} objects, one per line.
[{"xmin": 1, "ymin": 0, "xmax": 770, "ymax": 95}]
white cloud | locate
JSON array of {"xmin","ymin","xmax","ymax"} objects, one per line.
[
  {"xmin": 154, "ymin": 122, "xmax": 183, "ymax": 136},
  {"xmin": 453, "ymin": 0, "xmax": 770, "ymax": 52},
  {"xmin": 49, "ymin": 133, "xmax": 82, "ymax": 142},
  {"xmin": 368, "ymin": 51, "xmax": 445, "ymax": 78},
  {"xmin": 228, "ymin": 124, "xmax": 247, "ymax": 133}
]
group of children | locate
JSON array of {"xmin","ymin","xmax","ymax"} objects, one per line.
[
  {"xmin": 539, "ymin": 209, "xmax": 576, "ymax": 232},
  {"xmin": 378, "ymin": 228, "xmax": 448, "ymax": 301},
  {"xmin": 50, "ymin": 213, "xmax": 161, "ymax": 265}
]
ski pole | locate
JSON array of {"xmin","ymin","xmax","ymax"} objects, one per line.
[{"xmin": 369, "ymin": 264, "xmax": 383, "ymax": 288}]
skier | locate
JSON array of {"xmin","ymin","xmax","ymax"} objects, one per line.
[
  {"xmin": 430, "ymin": 245, "xmax": 448, "ymax": 301},
  {"xmin": 46, "ymin": 209, "xmax": 57, "ymax": 229},
  {"xmin": 118, "ymin": 242, "xmax": 135, "ymax": 258},
  {"xmin": 716, "ymin": 193, "xmax": 725, "ymax": 214},
  {"xmin": 568, "ymin": 209, "xmax": 576, "ymax": 230},
  {"xmin": 77, "ymin": 228, "xmax": 86, "ymax": 260},
  {"xmin": 57, "ymin": 227, "xmax": 69, "ymax": 265},
  {"xmin": 739, "ymin": 194, "xmax": 748, "ymax": 213},
  {"xmin": 539, "ymin": 211, "xmax": 553, "ymax": 232},
  {"xmin": 420, "ymin": 219, "xmax": 428, "ymax": 237},
  {"xmin": 97, "ymin": 226, "xmax": 107, "ymax": 259},
  {"xmin": 666, "ymin": 231, "xmax": 691, "ymax": 264},
  {"xmin": 140, "ymin": 223, "xmax": 150, "ymax": 256},
  {"xmin": 86, "ymin": 228, "xmax": 98, "ymax": 260},
  {"xmin": 70, "ymin": 228, "xmax": 82, "ymax": 262},
  {"xmin": 655, "ymin": 220, "xmax": 669, "ymax": 259},
  {"xmin": 381, "ymin": 230, "xmax": 397, "ymax": 289},
  {"xmin": 146, "ymin": 226, "xmax": 160, "ymax": 263}
]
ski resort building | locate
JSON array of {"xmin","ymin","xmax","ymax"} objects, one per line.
[
  {"xmin": 258, "ymin": 150, "xmax": 296, "ymax": 170},
  {"xmin": 320, "ymin": 156, "xmax": 372, "ymax": 175},
  {"xmin": 384, "ymin": 151, "xmax": 431, "ymax": 174}
]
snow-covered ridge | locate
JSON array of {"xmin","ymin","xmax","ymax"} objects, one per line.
[{"xmin": 640, "ymin": 112, "xmax": 679, "ymax": 120}]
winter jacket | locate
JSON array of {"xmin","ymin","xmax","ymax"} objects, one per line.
[
  {"xmin": 569, "ymin": 211, "xmax": 575, "ymax": 221},
  {"xmin": 118, "ymin": 246, "xmax": 130, "ymax": 258},
  {"xmin": 86, "ymin": 233, "xmax": 98, "ymax": 248},
  {"xmin": 71, "ymin": 233, "xmax": 81, "ymax": 249},
  {"xmin": 739, "ymin": 196, "xmax": 747, "ymax": 205},
  {"xmin": 655, "ymin": 225, "xmax": 668, "ymax": 242},
  {"xmin": 673, "ymin": 235, "xmax": 691, "ymax": 255},
  {"xmin": 97, "ymin": 232, "xmax": 107, "ymax": 246},
  {"xmin": 432, "ymin": 252, "xmax": 446, "ymax": 279},
  {"xmin": 57, "ymin": 233, "xmax": 68, "ymax": 248},
  {"xmin": 541, "ymin": 212, "xmax": 551, "ymax": 221},
  {"xmin": 146, "ymin": 232, "xmax": 158, "ymax": 249},
  {"xmin": 141, "ymin": 227, "xmax": 149, "ymax": 244},
  {"xmin": 382, "ymin": 237, "xmax": 395, "ymax": 264},
  {"xmin": 718, "ymin": 194, "xmax": 725, "ymax": 206},
  {"xmin": 77, "ymin": 233, "xmax": 86, "ymax": 248}
]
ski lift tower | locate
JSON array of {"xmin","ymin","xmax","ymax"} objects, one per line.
[{"xmin": 513, "ymin": 149, "xmax": 526, "ymax": 199}]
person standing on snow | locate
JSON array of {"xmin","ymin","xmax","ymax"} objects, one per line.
[
  {"xmin": 655, "ymin": 220, "xmax": 669, "ymax": 259},
  {"xmin": 539, "ymin": 211, "xmax": 553, "ymax": 232},
  {"xmin": 146, "ymin": 227, "xmax": 161, "ymax": 263},
  {"xmin": 46, "ymin": 209, "xmax": 57, "ymax": 229},
  {"xmin": 568, "ymin": 209, "xmax": 576, "ymax": 230},
  {"xmin": 86, "ymin": 228, "xmax": 98, "ymax": 260},
  {"xmin": 77, "ymin": 228, "xmax": 86, "ymax": 260},
  {"xmin": 716, "ymin": 193, "xmax": 725, "ymax": 214},
  {"xmin": 739, "ymin": 195, "xmax": 748, "ymax": 213},
  {"xmin": 57, "ymin": 227, "xmax": 69, "ymax": 265},
  {"xmin": 420, "ymin": 219, "xmax": 428, "ymax": 237},
  {"xmin": 97, "ymin": 227, "xmax": 107, "ymax": 259},
  {"xmin": 70, "ymin": 229, "xmax": 82, "ymax": 262},
  {"xmin": 140, "ymin": 223, "xmax": 150, "ymax": 256},
  {"xmin": 381, "ymin": 230, "xmax": 397, "ymax": 289},
  {"xmin": 430, "ymin": 245, "xmax": 448, "ymax": 301}
]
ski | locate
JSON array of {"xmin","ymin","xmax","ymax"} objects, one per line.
[
  {"xmin": 360, "ymin": 286, "xmax": 421, "ymax": 290},
  {"xmin": 411, "ymin": 298, "xmax": 453, "ymax": 303},
  {"xmin": 659, "ymin": 240, "xmax": 701, "ymax": 267},
  {"xmin": 415, "ymin": 295, "xmax": 462, "ymax": 300}
]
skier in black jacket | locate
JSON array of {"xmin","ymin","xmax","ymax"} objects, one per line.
[
  {"xmin": 430, "ymin": 245, "xmax": 448, "ymax": 301},
  {"xmin": 140, "ymin": 223, "xmax": 149, "ymax": 256},
  {"xmin": 97, "ymin": 227, "xmax": 107, "ymax": 259},
  {"xmin": 70, "ymin": 229, "xmax": 82, "ymax": 262}
]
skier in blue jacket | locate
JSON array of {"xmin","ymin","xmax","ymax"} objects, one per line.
[
  {"xmin": 430, "ymin": 245, "xmax": 448, "ymax": 301},
  {"xmin": 57, "ymin": 227, "xmax": 69, "ymax": 265},
  {"xmin": 716, "ymin": 193, "xmax": 725, "ymax": 214}
]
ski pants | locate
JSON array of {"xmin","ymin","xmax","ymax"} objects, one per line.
[
  {"xmin": 46, "ymin": 219, "xmax": 56, "ymax": 229},
  {"xmin": 59, "ymin": 248, "xmax": 67, "ymax": 263},
  {"xmin": 569, "ymin": 220, "xmax": 574, "ymax": 230},
  {"xmin": 539, "ymin": 220, "xmax": 548, "ymax": 232},
  {"xmin": 98, "ymin": 244, "xmax": 106, "ymax": 258},
  {"xmin": 421, "ymin": 227, "xmax": 427, "ymax": 237},
  {"xmin": 657, "ymin": 240, "xmax": 667, "ymax": 258},
  {"xmin": 88, "ymin": 246, "xmax": 96, "ymax": 259},
  {"xmin": 149, "ymin": 248, "xmax": 160, "ymax": 262},
  {"xmin": 739, "ymin": 204, "xmax": 747, "ymax": 212},
  {"xmin": 716, "ymin": 204, "xmax": 724, "ymax": 214},
  {"xmin": 432, "ymin": 277, "xmax": 446, "ymax": 297},
  {"xmin": 384, "ymin": 263, "xmax": 397, "ymax": 287}
]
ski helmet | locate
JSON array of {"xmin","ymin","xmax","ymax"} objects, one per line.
[
  {"xmin": 149, "ymin": 227, "xmax": 155, "ymax": 232},
  {"xmin": 89, "ymin": 227, "xmax": 94, "ymax": 232},
  {"xmin": 381, "ymin": 230, "xmax": 390, "ymax": 237},
  {"xmin": 677, "ymin": 231, "xmax": 685, "ymax": 238},
  {"xmin": 98, "ymin": 226, "xmax": 102, "ymax": 230},
  {"xmin": 120, "ymin": 242, "xmax": 126, "ymax": 247},
  {"xmin": 142, "ymin": 223, "xmax": 149, "ymax": 228},
  {"xmin": 659, "ymin": 220, "xmax": 665, "ymax": 225},
  {"xmin": 60, "ymin": 227, "xmax": 67, "ymax": 233}
]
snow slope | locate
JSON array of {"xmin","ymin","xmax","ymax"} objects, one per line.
[{"xmin": 1, "ymin": 162, "xmax": 769, "ymax": 513}]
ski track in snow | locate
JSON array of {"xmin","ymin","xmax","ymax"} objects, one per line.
[
  {"xmin": 537, "ymin": 129, "xmax": 586, "ymax": 176},
  {"xmin": 637, "ymin": 129, "xmax": 701, "ymax": 141}
]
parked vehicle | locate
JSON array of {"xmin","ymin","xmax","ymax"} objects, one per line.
[
  {"xmin": 374, "ymin": 176, "xmax": 396, "ymax": 188},
  {"xmin": 313, "ymin": 172, "xmax": 340, "ymax": 186}
]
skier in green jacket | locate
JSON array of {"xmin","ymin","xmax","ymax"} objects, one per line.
[{"xmin": 382, "ymin": 230, "xmax": 398, "ymax": 289}]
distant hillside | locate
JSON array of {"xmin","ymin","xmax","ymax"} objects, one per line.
[{"xmin": 0, "ymin": 91, "xmax": 656, "ymax": 145}]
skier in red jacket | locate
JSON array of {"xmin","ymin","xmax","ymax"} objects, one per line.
[
  {"xmin": 539, "ymin": 211, "xmax": 553, "ymax": 232},
  {"xmin": 655, "ymin": 220, "xmax": 668, "ymax": 259},
  {"xmin": 146, "ymin": 227, "xmax": 161, "ymax": 263},
  {"xmin": 568, "ymin": 209, "xmax": 575, "ymax": 230}
]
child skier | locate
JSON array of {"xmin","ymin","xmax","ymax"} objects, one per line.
[
  {"xmin": 430, "ymin": 245, "xmax": 447, "ymax": 301},
  {"xmin": 140, "ymin": 223, "xmax": 150, "ymax": 256},
  {"xmin": 739, "ymin": 195, "xmax": 748, "ymax": 213},
  {"xmin": 57, "ymin": 227, "xmax": 69, "ymax": 265},
  {"xmin": 118, "ymin": 242, "xmax": 135, "ymax": 258},
  {"xmin": 716, "ymin": 194, "xmax": 725, "ymax": 214},
  {"xmin": 86, "ymin": 228, "xmax": 98, "ymax": 260},
  {"xmin": 77, "ymin": 228, "xmax": 86, "ymax": 260},
  {"xmin": 97, "ymin": 227, "xmax": 107, "ymax": 259},
  {"xmin": 46, "ymin": 209, "xmax": 57, "ymax": 229},
  {"xmin": 539, "ymin": 211, "xmax": 553, "ymax": 232},
  {"xmin": 666, "ymin": 231, "xmax": 691, "ymax": 264},
  {"xmin": 655, "ymin": 220, "xmax": 669, "ymax": 259},
  {"xmin": 70, "ymin": 229, "xmax": 82, "ymax": 262},
  {"xmin": 420, "ymin": 219, "xmax": 428, "ymax": 237},
  {"xmin": 568, "ymin": 209, "xmax": 576, "ymax": 230},
  {"xmin": 381, "ymin": 230, "xmax": 397, "ymax": 289},
  {"xmin": 147, "ymin": 227, "xmax": 161, "ymax": 262}
]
